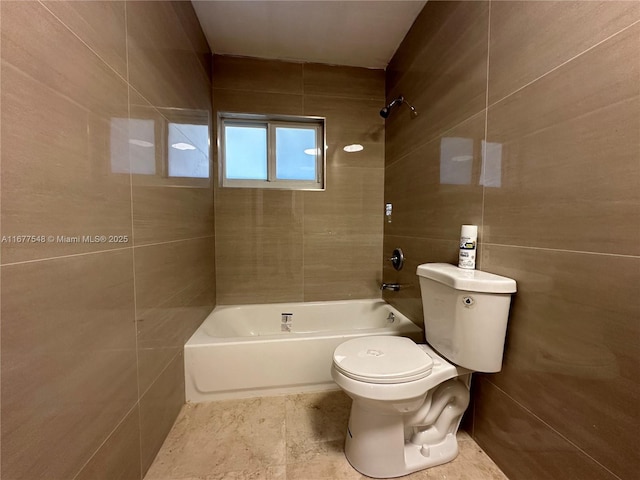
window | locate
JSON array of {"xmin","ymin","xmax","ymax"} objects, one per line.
[{"xmin": 219, "ymin": 113, "xmax": 325, "ymax": 190}]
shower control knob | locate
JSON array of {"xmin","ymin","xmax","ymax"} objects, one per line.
[{"xmin": 389, "ymin": 248, "xmax": 404, "ymax": 271}]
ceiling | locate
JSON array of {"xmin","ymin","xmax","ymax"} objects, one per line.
[{"xmin": 191, "ymin": 1, "xmax": 427, "ymax": 69}]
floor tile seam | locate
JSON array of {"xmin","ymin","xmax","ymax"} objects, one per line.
[
  {"xmin": 484, "ymin": 379, "xmax": 623, "ymax": 480},
  {"xmin": 486, "ymin": 18, "xmax": 640, "ymax": 110}
]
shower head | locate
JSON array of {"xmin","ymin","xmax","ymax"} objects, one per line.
[{"xmin": 379, "ymin": 95, "xmax": 418, "ymax": 119}]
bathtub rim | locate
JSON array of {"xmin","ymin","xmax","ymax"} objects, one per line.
[{"xmin": 185, "ymin": 298, "xmax": 423, "ymax": 346}]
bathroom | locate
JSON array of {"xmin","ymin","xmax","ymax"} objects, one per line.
[{"xmin": 0, "ymin": 0, "xmax": 638, "ymax": 479}]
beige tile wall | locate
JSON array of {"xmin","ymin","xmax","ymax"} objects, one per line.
[
  {"xmin": 213, "ymin": 55, "xmax": 385, "ymax": 304},
  {"xmin": 383, "ymin": 1, "xmax": 640, "ymax": 479},
  {"xmin": 0, "ymin": 2, "xmax": 215, "ymax": 479}
]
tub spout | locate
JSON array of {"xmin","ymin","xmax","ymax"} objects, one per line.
[{"xmin": 381, "ymin": 283, "xmax": 401, "ymax": 291}]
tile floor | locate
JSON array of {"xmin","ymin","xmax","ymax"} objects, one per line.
[{"xmin": 144, "ymin": 390, "xmax": 508, "ymax": 480}]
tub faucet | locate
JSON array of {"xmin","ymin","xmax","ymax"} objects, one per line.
[{"xmin": 381, "ymin": 282, "xmax": 401, "ymax": 291}]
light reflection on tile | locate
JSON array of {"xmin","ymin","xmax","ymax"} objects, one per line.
[
  {"xmin": 384, "ymin": 112, "xmax": 485, "ymax": 242},
  {"xmin": 483, "ymin": 23, "xmax": 640, "ymax": 256},
  {"xmin": 0, "ymin": 0, "xmax": 132, "ymax": 264},
  {"xmin": 213, "ymin": 57, "xmax": 385, "ymax": 304},
  {"xmin": 126, "ymin": 1, "xmax": 210, "ymax": 111},
  {"xmin": 385, "ymin": 0, "xmax": 489, "ymax": 162}
]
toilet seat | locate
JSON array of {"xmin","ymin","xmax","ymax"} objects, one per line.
[{"xmin": 333, "ymin": 336, "xmax": 433, "ymax": 384}]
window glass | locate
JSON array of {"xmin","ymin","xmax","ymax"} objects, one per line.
[
  {"xmin": 275, "ymin": 127, "xmax": 317, "ymax": 181},
  {"xmin": 224, "ymin": 124, "xmax": 268, "ymax": 180},
  {"xmin": 220, "ymin": 114, "xmax": 324, "ymax": 190}
]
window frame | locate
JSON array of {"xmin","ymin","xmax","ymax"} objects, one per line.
[{"xmin": 218, "ymin": 112, "xmax": 326, "ymax": 190}]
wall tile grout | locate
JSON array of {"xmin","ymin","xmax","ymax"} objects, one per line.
[
  {"xmin": 123, "ymin": 1, "xmax": 144, "ymax": 476},
  {"xmin": 37, "ymin": 0, "xmax": 129, "ymax": 86},
  {"xmin": 486, "ymin": 17, "xmax": 640, "ymax": 111},
  {"xmin": 482, "ymin": 242, "xmax": 640, "ymax": 260},
  {"xmin": 384, "ymin": 109, "xmax": 487, "ymax": 170},
  {"xmin": 478, "ymin": 0, "xmax": 492, "ymax": 272},
  {"xmin": 70, "ymin": 401, "xmax": 141, "ymax": 480},
  {"xmin": 0, "ymin": 235, "xmax": 216, "ymax": 268},
  {"xmin": 383, "ymin": 235, "xmax": 640, "ymax": 260},
  {"xmin": 484, "ymin": 378, "xmax": 624, "ymax": 480}
]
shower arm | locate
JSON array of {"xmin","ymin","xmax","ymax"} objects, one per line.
[{"xmin": 380, "ymin": 95, "xmax": 418, "ymax": 118}]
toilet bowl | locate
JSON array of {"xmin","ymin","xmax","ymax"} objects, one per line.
[{"xmin": 331, "ymin": 263, "xmax": 517, "ymax": 478}]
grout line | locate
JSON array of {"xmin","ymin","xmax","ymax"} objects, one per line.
[
  {"xmin": 213, "ymin": 85, "xmax": 382, "ymax": 103},
  {"xmin": 479, "ymin": 0, "xmax": 492, "ymax": 271},
  {"xmin": 132, "ymin": 235, "xmax": 215, "ymax": 250},
  {"xmin": 487, "ymin": 18, "xmax": 640, "ymax": 110},
  {"xmin": 0, "ymin": 58, "xmax": 95, "ymax": 116},
  {"xmin": 382, "ymin": 234, "xmax": 639, "ymax": 260},
  {"xmin": 137, "ymin": 349, "xmax": 183, "ymax": 404},
  {"xmin": 0, "ymin": 3, "xmax": 3, "ymax": 472},
  {"xmin": 485, "ymin": 379, "xmax": 624, "ymax": 480},
  {"xmin": 37, "ymin": 1, "xmax": 129, "ymax": 86},
  {"xmin": 384, "ymin": 109, "xmax": 486, "ymax": 170},
  {"xmin": 212, "ymin": 85, "xmax": 304, "ymax": 97},
  {"xmin": 0, "ymin": 236, "xmax": 216, "ymax": 268},
  {"xmin": 122, "ymin": 3, "xmax": 144, "ymax": 478},
  {"xmin": 0, "ymin": 245, "xmax": 134, "ymax": 267},
  {"xmin": 301, "ymin": 63, "xmax": 307, "ymax": 302},
  {"xmin": 124, "ymin": 2, "xmax": 140, "ymax": 404},
  {"xmin": 70, "ymin": 400, "xmax": 141, "ymax": 480},
  {"xmin": 40, "ymin": 0, "xmax": 208, "ymax": 158},
  {"xmin": 483, "ymin": 242, "xmax": 640, "ymax": 260}
]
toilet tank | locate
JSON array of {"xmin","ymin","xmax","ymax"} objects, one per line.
[{"xmin": 417, "ymin": 263, "xmax": 516, "ymax": 373}]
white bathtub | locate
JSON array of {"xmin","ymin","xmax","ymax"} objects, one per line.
[{"xmin": 185, "ymin": 299, "xmax": 423, "ymax": 402}]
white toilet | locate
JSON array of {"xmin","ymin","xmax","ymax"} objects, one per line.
[{"xmin": 331, "ymin": 263, "xmax": 517, "ymax": 478}]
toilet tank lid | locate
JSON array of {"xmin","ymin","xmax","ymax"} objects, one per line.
[{"xmin": 416, "ymin": 263, "xmax": 517, "ymax": 293}]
